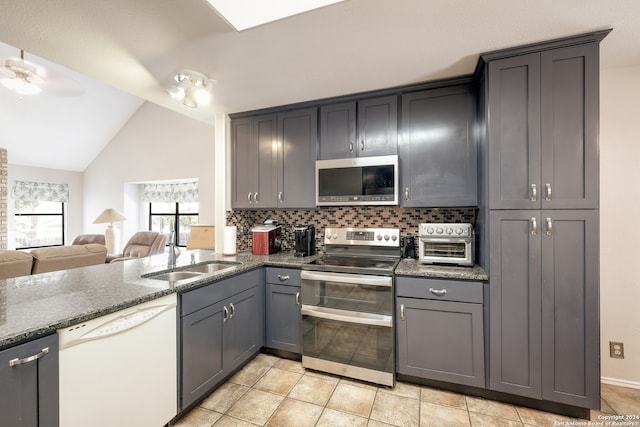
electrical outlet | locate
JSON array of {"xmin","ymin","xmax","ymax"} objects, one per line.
[{"xmin": 610, "ymin": 341, "xmax": 624, "ymax": 359}]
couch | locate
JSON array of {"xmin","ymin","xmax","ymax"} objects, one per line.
[{"xmin": 0, "ymin": 244, "xmax": 108, "ymax": 279}]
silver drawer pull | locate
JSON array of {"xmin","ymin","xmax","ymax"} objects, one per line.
[
  {"xmin": 531, "ymin": 183, "xmax": 537, "ymax": 202},
  {"xmin": 9, "ymin": 347, "xmax": 49, "ymax": 367},
  {"xmin": 278, "ymin": 275, "xmax": 290, "ymax": 281},
  {"xmin": 295, "ymin": 292, "xmax": 300, "ymax": 307},
  {"xmin": 223, "ymin": 306, "xmax": 229, "ymax": 322},
  {"xmin": 349, "ymin": 141, "xmax": 354, "ymax": 152},
  {"xmin": 229, "ymin": 303, "xmax": 235, "ymax": 319},
  {"xmin": 546, "ymin": 218, "xmax": 553, "ymax": 236},
  {"xmin": 545, "ymin": 183, "xmax": 552, "ymax": 201},
  {"xmin": 429, "ymin": 288, "xmax": 447, "ymax": 297},
  {"xmin": 400, "ymin": 304, "xmax": 405, "ymax": 321},
  {"xmin": 530, "ymin": 217, "xmax": 538, "ymax": 235}
]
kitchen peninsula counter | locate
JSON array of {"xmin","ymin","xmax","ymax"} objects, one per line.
[{"xmin": 0, "ymin": 250, "xmax": 318, "ymax": 350}]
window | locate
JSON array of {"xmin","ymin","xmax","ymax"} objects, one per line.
[
  {"xmin": 144, "ymin": 181, "xmax": 199, "ymax": 247},
  {"xmin": 13, "ymin": 181, "xmax": 68, "ymax": 249},
  {"xmin": 149, "ymin": 202, "xmax": 199, "ymax": 247}
]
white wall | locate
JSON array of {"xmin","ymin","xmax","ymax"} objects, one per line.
[
  {"xmin": 83, "ymin": 102, "xmax": 215, "ymax": 249},
  {"xmin": 6, "ymin": 164, "xmax": 83, "ymax": 249},
  {"xmin": 600, "ymin": 65, "xmax": 640, "ymax": 387}
]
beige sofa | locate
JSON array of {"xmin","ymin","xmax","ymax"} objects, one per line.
[{"xmin": 0, "ymin": 244, "xmax": 108, "ymax": 279}]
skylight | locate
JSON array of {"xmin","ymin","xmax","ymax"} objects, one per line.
[{"xmin": 204, "ymin": 0, "xmax": 345, "ymax": 31}]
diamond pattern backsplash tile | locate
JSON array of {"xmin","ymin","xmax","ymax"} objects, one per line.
[{"xmin": 226, "ymin": 207, "xmax": 476, "ymax": 252}]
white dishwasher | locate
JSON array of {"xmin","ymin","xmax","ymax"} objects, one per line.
[{"xmin": 58, "ymin": 293, "xmax": 177, "ymax": 427}]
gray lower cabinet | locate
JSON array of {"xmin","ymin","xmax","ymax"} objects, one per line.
[
  {"xmin": 0, "ymin": 334, "xmax": 58, "ymax": 427},
  {"xmin": 265, "ymin": 268, "xmax": 301, "ymax": 354},
  {"xmin": 489, "ymin": 210, "xmax": 599, "ymax": 407},
  {"xmin": 179, "ymin": 269, "xmax": 263, "ymax": 409},
  {"xmin": 486, "ymin": 43, "xmax": 599, "ymax": 210},
  {"xmin": 400, "ymin": 84, "xmax": 477, "ymax": 207},
  {"xmin": 396, "ymin": 277, "xmax": 485, "ymax": 388},
  {"xmin": 319, "ymin": 95, "xmax": 397, "ymax": 159}
]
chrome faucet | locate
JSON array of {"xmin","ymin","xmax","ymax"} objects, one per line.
[{"xmin": 167, "ymin": 231, "xmax": 180, "ymax": 267}]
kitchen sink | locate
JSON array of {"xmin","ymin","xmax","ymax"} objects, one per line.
[
  {"xmin": 182, "ymin": 262, "xmax": 238, "ymax": 274},
  {"xmin": 146, "ymin": 271, "xmax": 204, "ymax": 282}
]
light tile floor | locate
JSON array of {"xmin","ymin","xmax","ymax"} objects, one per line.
[{"xmin": 173, "ymin": 354, "xmax": 640, "ymax": 427}]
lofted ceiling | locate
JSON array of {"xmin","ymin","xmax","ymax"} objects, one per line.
[{"xmin": 1, "ymin": 0, "xmax": 639, "ymax": 171}]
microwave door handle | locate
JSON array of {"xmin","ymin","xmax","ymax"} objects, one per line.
[{"xmin": 301, "ymin": 305, "xmax": 392, "ymax": 327}]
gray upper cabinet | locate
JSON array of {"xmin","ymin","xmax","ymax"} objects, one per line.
[
  {"xmin": 231, "ymin": 107, "xmax": 317, "ymax": 209},
  {"xmin": 400, "ymin": 85, "xmax": 477, "ymax": 207},
  {"xmin": 488, "ymin": 43, "xmax": 599, "ymax": 209},
  {"xmin": 489, "ymin": 210, "xmax": 599, "ymax": 407},
  {"xmin": 319, "ymin": 95, "xmax": 397, "ymax": 159},
  {"xmin": 277, "ymin": 108, "xmax": 318, "ymax": 208},
  {"xmin": 231, "ymin": 114, "xmax": 278, "ymax": 208},
  {"xmin": 0, "ymin": 334, "xmax": 59, "ymax": 427},
  {"xmin": 319, "ymin": 101, "xmax": 356, "ymax": 159}
]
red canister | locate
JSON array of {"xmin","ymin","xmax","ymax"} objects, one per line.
[{"xmin": 251, "ymin": 225, "xmax": 282, "ymax": 255}]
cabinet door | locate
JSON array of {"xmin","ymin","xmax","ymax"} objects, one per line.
[
  {"xmin": 488, "ymin": 54, "xmax": 541, "ymax": 209},
  {"xmin": 358, "ymin": 95, "xmax": 398, "ymax": 156},
  {"xmin": 231, "ymin": 117, "xmax": 256, "ymax": 208},
  {"xmin": 265, "ymin": 283, "xmax": 301, "ymax": 353},
  {"xmin": 541, "ymin": 210, "xmax": 599, "ymax": 407},
  {"xmin": 0, "ymin": 334, "xmax": 59, "ymax": 427},
  {"xmin": 397, "ymin": 297, "xmax": 484, "ymax": 387},
  {"xmin": 319, "ymin": 101, "xmax": 356, "ymax": 159},
  {"xmin": 277, "ymin": 108, "xmax": 318, "ymax": 208},
  {"xmin": 540, "ymin": 45, "xmax": 599, "ymax": 209},
  {"xmin": 181, "ymin": 299, "xmax": 225, "ymax": 409},
  {"xmin": 489, "ymin": 210, "xmax": 542, "ymax": 398},
  {"xmin": 224, "ymin": 286, "xmax": 263, "ymax": 372},
  {"xmin": 231, "ymin": 115, "xmax": 277, "ymax": 208},
  {"xmin": 401, "ymin": 86, "xmax": 477, "ymax": 207}
]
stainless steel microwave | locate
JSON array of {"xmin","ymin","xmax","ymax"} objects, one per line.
[{"xmin": 315, "ymin": 155, "xmax": 399, "ymax": 206}]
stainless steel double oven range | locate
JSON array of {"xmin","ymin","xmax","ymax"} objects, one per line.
[{"xmin": 300, "ymin": 227, "xmax": 400, "ymax": 387}]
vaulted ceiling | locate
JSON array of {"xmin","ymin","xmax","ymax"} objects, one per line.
[{"xmin": 1, "ymin": 0, "xmax": 639, "ymax": 171}]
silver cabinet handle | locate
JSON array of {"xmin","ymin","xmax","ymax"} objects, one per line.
[
  {"xmin": 531, "ymin": 184, "xmax": 537, "ymax": 202},
  {"xmin": 9, "ymin": 347, "xmax": 49, "ymax": 367},
  {"xmin": 400, "ymin": 304, "xmax": 405, "ymax": 321},
  {"xmin": 223, "ymin": 305, "xmax": 229, "ymax": 322},
  {"xmin": 349, "ymin": 141, "xmax": 354, "ymax": 153},
  {"xmin": 247, "ymin": 192, "xmax": 253, "ymax": 203},
  {"xmin": 229, "ymin": 303, "xmax": 235, "ymax": 319},
  {"xmin": 531, "ymin": 217, "xmax": 538, "ymax": 235},
  {"xmin": 404, "ymin": 187, "xmax": 409, "ymax": 201},
  {"xmin": 295, "ymin": 292, "xmax": 300, "ymax": 307},
  {"xmin": 546, "ymin": 218, "xmax": 553, "ymax": 236},
  {"xmin": 360, "ymin": 140, "xmax": 365, "ymax": 151},
  {"xmin": 545, "ymin": 183, "xmax": 552, "ymax": 201},
  {"xmin": 429, "ymin": 288, "xmax": 447, "ymax": 297},
  {"xmin": 278, "ymin": 274, "xmax": 290, "ymax": 281},
  {"xmin": 254, "ymin": 192, "xmax": 259, "ymax": 203},
  {"xmin": 278, "ymin": 192, "xmax": 283, "ymax": 203}
]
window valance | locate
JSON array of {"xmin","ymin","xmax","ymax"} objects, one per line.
[
  {"xmin": 143, "ymin": 181, "xmax": 199, "ymax": 203},
  {"xmin": 12, "ymin": 180, "xmax": 69, "ymax": 203}
]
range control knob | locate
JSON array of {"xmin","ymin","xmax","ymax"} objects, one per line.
[
  {"xmin": 427, "ymin": 227, "xmax": 434, "ymax": 234},
  {"xmin": 391, "ymin": 234, "xmax": 398, "ymax": 241},
  {"xmin": 456, "ymin": 228, "xmax": 464, "ymax": 235},
  {"xmin": 436, "ymin": 227, "xmax": 444, "ymax": 234},
  {"xmin": 446, "ymin": 227, "xmax": 453, "ymax": 235},
  {"xmin": 384, "ymin": 234, "xmax": 390, "ymax": 241},
  {"xmin": 376, "ymin": 234, "xmax": 383, "ymax": 241},
  {"xmin": 332, "ymin": 233, "xmax": 338, "ymax": 240}
]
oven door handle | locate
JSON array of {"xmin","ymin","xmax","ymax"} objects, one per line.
[
  {"xmin": 300, "ymin": 271, "xmax": 392, "ymax": 287},
  {"xmin": 301, "ymin": 305, "xmax": 392, "ymax": 327}
]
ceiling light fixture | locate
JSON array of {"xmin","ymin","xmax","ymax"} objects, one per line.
[
  {"xmin": 167, "ymin": 70, "xmax": 213, "ymax": 108},
  {"xmin": 204, "ymin": 0, "xmax": 345, "ymax": 31},
  {"xmin": 0, "ymin": 50, "xmax": 46, "ymax": 95}
]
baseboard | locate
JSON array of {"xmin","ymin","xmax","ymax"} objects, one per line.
[{"xmin": 601, "ymin": 376, "xmax": 640, "ymax": 390}]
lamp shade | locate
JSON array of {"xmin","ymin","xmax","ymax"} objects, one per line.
[{"xmin": 93, "ymin": 208, "xmax": 127, "ymax": 224}]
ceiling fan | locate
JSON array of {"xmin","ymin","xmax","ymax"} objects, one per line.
[{"xmin": 0, "ymin": 49, "xmax": 83, "ymax": 96}]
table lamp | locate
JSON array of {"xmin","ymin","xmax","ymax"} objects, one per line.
[{"xmin": 93, "ymin": 208, "xmax": 127, "ymax": 254}]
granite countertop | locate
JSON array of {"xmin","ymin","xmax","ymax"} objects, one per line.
[
  {"xmin": 0, "ymin": 250, "xmax": 485, "ymax": 350},
  {"xmin": 395, "ymin": 259, "xmax": 488, "ymax": 281},
  {"xmin": 0, "ymin": 249, "xmax": 318, "ymax": 350}
]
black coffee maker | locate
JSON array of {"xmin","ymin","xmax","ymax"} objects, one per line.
[{"xmin": 294, "ymin": 225, "xmax": 315, "ymax": 257}]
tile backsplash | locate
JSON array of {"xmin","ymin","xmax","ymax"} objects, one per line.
[{"xmin": 226, "ymin": 206, "xmax": 476, "ymax": 252}]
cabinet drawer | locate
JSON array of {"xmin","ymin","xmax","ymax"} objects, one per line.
[
  {"xmin": 265, "ymin": 267, "xmax": 300, "ymax": 286},
  {"xmin": 396, "ymin": 277, "xmax": 482, "ymax": 303},
  {"xmin": 181, "ymin": 269, "xmax": 261, "ymax": 316}
]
